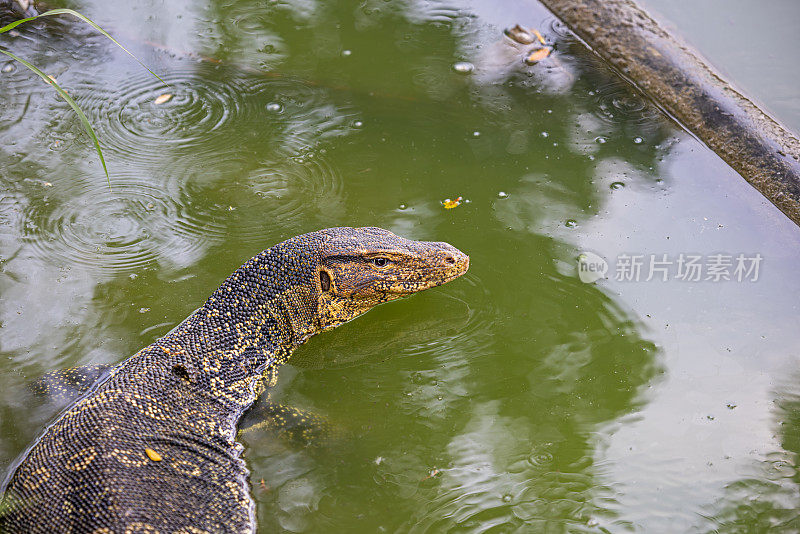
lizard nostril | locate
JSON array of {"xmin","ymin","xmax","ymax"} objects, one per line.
[{"xmin": 445, "ymin": 256, "xmax": 456, "ymax": 264}]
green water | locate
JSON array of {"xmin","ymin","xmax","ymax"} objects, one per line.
[{"xmin": 1, "ymin": 0, "xmax": 799, "ymax": 531}]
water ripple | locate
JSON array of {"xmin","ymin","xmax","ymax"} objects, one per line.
[
  {"xmin": 19, "ymin": 176, "xmax": 228, "ymax": 274},
  {"xmin": 589, "ymin": 79, "xmax": 661, "ymax": 127},
  {"xmin": 243, "ymin": 153, "xmax": 343, "ymax": 233},
  {"xmin": 68, "ymin": 68, "xmax": 354, "ymax": 174},
  {"xmin": 73, "ymin": 71, "xmax": 268, "ymax": 164}
]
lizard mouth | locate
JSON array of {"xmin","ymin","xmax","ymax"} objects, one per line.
[
  {"xmin": 445, "ymin": 254, "xmax": 469, "ymax": 280},
  {"xmin": 427, "ymin": 253, "xmax": 470, "ymax": 289}
]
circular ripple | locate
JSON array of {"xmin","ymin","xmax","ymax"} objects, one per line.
[
  {"xmin": 20, "ymin": 176, "xmax": 228, "ymax": 275},
  {"xmin": 242, "ymin": 153, "xmax": 344, "ymax": 233},
  {"xmin": 73, "ymin": 72, "xmax": 262, "ymax": 164},
  {"xmin": 590, "ymin": 79, "xmax": 662, "ymax": 127},
  {"xmin": 70, "ymin": 69, "xmax": 355, "ymax": 172},
  {"xmin": 18, "ymin": 67, "xmax": 362, "ymax": 277}
]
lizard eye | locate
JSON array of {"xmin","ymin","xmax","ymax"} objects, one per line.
[{"xmin": 371, "ymin": 257, "xmax": 390, "ymax": 267}]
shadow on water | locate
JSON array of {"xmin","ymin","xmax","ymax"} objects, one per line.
[{"xmin": 0, "ymin": 0, "xmax": 678, "ymax": 531}]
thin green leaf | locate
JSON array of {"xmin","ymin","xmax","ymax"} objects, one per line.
[
  {"xmin": 0, "ymin": 48, "xmax": 110, "ymax": 188},
  {"xmin": 0, "ymin": 9, "xmax": 168, "ymax": 87},
  {"xmin": 0, "ymin": 14, "xmax": 39, "ymax": 34}
]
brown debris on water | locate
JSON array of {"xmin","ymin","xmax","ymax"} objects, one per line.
[
  {"xmin": 524, "ymin": 47, "xmax": 552, "ymax": 65},
  {"xmin": 504, "ymin": 24, "xmax": 535, "ymax": 45}
]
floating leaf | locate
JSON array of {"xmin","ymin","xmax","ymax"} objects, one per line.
[
  {"xmin": 441, "ymin": 196, "xmax": 463, "ymax": 209},
  {"xmin": 154, "ymin": 93, "xmax": 173, "ymax": 105},
  {"xmin": 421, "ymin": 468, "xmax": 441, "ymax": 481},
  {"xmin": 524, "ymin": 47, "xmax": 552, "ymax": 65},
  {"xmin": 532, "ymin": 29, "xmax": 546, "ymax": 45},
  {"xmin": 145, "ymin": 448, "xmax": 162, "ymax": 461}
]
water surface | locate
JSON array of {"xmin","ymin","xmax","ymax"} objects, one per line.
[{"xmin": 1, "ymin": 0, "xmax": 799, "ymax": 531}]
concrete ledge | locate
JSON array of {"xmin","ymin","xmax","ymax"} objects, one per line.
[{"xmin": 539, "ymin": 0, "xmax": 800, "ymax": 227}]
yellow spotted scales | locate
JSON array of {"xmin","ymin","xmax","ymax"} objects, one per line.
[{"xmin": 0, "ymin": 227, "xmax": 469, "ymax": 533}]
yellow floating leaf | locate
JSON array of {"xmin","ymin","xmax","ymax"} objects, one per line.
[
  {"xmin": 145, "ymin": 448, "xmax": 162, "ymax": 461},
  {"xmin": 442, "ymin": 196, "xmax": 463, "ymax": 209},
  {"xmin": 154, "ymin": 93, "xmax": 173, "ymax": 105},
  {"xmin": 524, "ymin": 47, "xmax": 551, "ymax": 65},
  {"xmin": 532, "ymin": 29, "xmax": 546, "ymax": 45}
]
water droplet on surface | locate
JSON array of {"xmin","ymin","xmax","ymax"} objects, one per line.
[
  {"xmin": 633, "ymin": 136, "xmax": 644, "ymax": 144},
  {"xmin": 540, "ymin": 131, "xmax": 549, "ymax": 138},
  {"xmin": 352, "ymin": 120, "xmax": 364, "ymax": 128},
  {"xmin": 527, "ymin": 450, "xmax": 554, "ymax": 466},
  {"xmin": 595, "ymin": 136, "xmax": 607, "ymax": 144},
  {"xmin": 266, "ymin": 102, "xmax": 282, "ymax": 113},
  {"xmin": 48, "ymin": 139, "xmax": 65, "ymax": 151},
  {"xmin": 565, "ymin": 219, "xmax": 577, "ymax": 228},
  {"xmin": 398, "ymin": 203, "xmax": 407, "ymax": 210},
  {"xmin": 472, "ymin": 131, "xmax": 481, "ymax": 137},
  {"xmin": 610, "ymin": 181, "xmax": 625, "ymax": 190},
  {"xmin": 501, "ymin": 494, "xmax": 513, "ymax": 503},
  {"xmin": 452, "ymin": 61, "xmax": 474, "ymax": 74},
  {"xmin": 342, "ymin": 49, "xmax": 352, "ymax": 57},
  {"xmin": 2, "ymin": 62, "xmax": 15, "ymax": 73},
  {"xmin": 498, "ymin": 191, "xmax": 508, "ymax": 198}
]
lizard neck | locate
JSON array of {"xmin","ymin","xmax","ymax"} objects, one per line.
[{"xmin": 158, "ymin": 239, "xmax": 322, "ymax": 410}]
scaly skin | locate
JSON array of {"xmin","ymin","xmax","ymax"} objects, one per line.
[{"xmin": 0, "ymin": 227, "xmax": 469, "ymax": 533}]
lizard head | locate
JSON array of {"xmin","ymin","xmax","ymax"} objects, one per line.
[{"xmin": 313, "ymin": 227, "xmax": 469, "ymax": 331}]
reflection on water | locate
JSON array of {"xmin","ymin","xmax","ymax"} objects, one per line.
[
  {"xmin": 699, "ymin": 377, "xmax": 800, "ymax": 531},
  {"xmin": 1, "ymin": 0, "xmax": 798, "ymax": 531}
]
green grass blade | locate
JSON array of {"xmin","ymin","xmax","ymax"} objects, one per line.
[
  {"xmin": 0, "ymin": 8, "xmax": 168, "ymax": 87},
  {"xmin": 0, "ymin": 48, "xmax": 110, "ymax": 187},
  {"xmin": 0, "ymin": 14, "xmax": 40, "ymax": 34}
]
